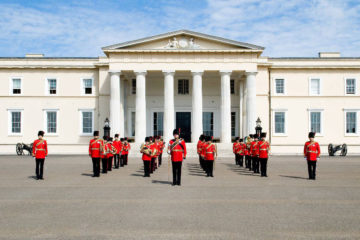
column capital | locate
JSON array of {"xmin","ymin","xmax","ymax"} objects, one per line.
[
  {"xmin": 191, "ymin": 71, "xmax": 204, "ymax": 76},
  {"xmin": 245, "ymin": 71, "xmax": 258, "ymax": 76},
  {"xmin": 162, "ymin": 70, "xmax": 175, "ymax": 76},
  {"xmin": 219, "ymin": 70, "xmax": 232, "ymax": 76},
  {"xmin": 109, "ymin": 70, "xmax": 121, "ymax": 75},
  {"xmin": 134, "ymin": 70, "xmax": 147, "ymax": 76}
]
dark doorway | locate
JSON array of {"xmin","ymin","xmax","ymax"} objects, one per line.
[{"xmin": 176, "ymin": 112, "xmax": 191, "ymax": 142}]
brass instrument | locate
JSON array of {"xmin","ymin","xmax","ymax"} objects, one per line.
[
  {"xmin": 110, "ymin": 145, "xmax": 117, "ymax": 155},
  {"xmin": 140, "ymin": 143, "xmax": 152, "ymax": 155}
]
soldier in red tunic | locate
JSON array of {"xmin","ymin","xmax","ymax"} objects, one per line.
[
  {"xmin": 258, "ymin": 132, "xmax": 270, "ymax": 177},
  {"xmin": 149, "ymin": 137, "xmax": 157, "ymax": 173},
  {"xmin": 197, "ymin": 135, "xmax": 205, "ymax": 170},
  {"xmin": 112, "ymin": 134, "xmax": 121, "ymax": 169},
  {"xmin": 233, "ymin": 137, "xmax": 240, "ymax": 165},
  {"xmin": 158, "ymin": 136, "xmax": 165, "ymax": 166},
  {"xmin": 168, "ymin": 129, "xmax": 187, "ymax": 186},
  {"xmin": 250, "ymin": 135, "xmax": 260, "ymax": 173},
  {"xmin": 101, "ymin": 136, "xmax": 109, "ymax": 174},
  {"xmin": 246, "ymin": 135, "xmax": 253, "ymax": 170},
  {"xmin": 204, "ymin": 136, "xmax": 217, "ymax": 177},
  {"xmin": 32, "ymin": 130, "xmax": 48, "ymax": 180},
  {"xmin": 304, "ymin": 132, "xmax": 321, "ymax": 180},
  {"xmin": 140, "ymin": 137, "xmax": 152, "ymax": 177},
  {"xmin": 89, "ymin": 130, "xmax": 103, "ymax": 177},
  {"xmin": 119, "ymin": 138, "xmax": 125, "ymax": 167},
  {"xmin": 122, "ymin": 137, "xmax": 131, "ymax": 166},
  {"xmin": 238, "ymin": 138, "xmax": 245, "ymax": 167},
  {"xmin": 106, "ymin": 137, "xmax": 117, "ymax": 171}
]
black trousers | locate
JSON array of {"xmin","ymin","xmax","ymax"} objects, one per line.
[
  {"xmin": 172, "ymin": 161, "xmax": 182, "ymax": 185},
  {"xmin": 158, "ymin": 153, "xmax": 162, "ymax": 166},
  {"xmin": 120, "ymin": 155, "xmax": 125, "ymax": 167},
  {"xmin": 239, "ymin": 155, "xmax": 244, "ymax": 167},
  {"xmin": 205, "ymin": 160, "xmax": 214, "ymax": 176},
  {"xmin": 199, "ymin": 155, "xmax": 204, "ymax": 170},
  {"xmin": 235, "ymin": 154, "xmax": 240, "ymax": 165},
  {"xmin": 307, "ymin": 160, "xmax": 317, "ymax": 179},
  {"xmin": 107, "ymin": 156, "xmax": 113, "ymax": 171},
  {"xmin": 102, "ymin": 158, "xmax": 108, "ymax": 173},
  {"xmin": 151, "ymin": 158, "xmax": 156, "ymax": 173},
  {"xmin": 124, "ymin": 154, "xmax": 128, "ymax": 165},
  {"xmin": 92, "ymin": 158, "xmax": 100, "ymax": 177},
  {"xmin": 252, "ymin": 157, "xmax": 259, "ymax": 173},
  {"xmin": 114, "ymin": 154, "xmax": 120, "ymax": 168},
  {"xmin": 259, "ymin": 158, "xmax": 268, "ymax": 176},
  {"xmin": 35, "ymin": 158, "xmax": 45, "ymax": 179},
  {"xmin": 143, "ymin": 160, "xmax": 150, "ymax": 177},
  {"xmin": 247, "ymin": 155, "xmax": 252, "ymax": 170}
]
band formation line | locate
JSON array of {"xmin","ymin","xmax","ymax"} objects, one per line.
[{"xmin": 31, "ymin": 130, "xmax": 321, "ymax": 184}]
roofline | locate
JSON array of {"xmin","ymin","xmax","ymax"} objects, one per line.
[
  {"xmin": 0, "ymin": 57, "xmax": 98, "ymax": 60},
  {"xmin": 270, "ymin": 57, "xmax": 360, "ymax": 60},
  {"xmin": 102, "ymin": 29, "xmax": 265, "ymax": 50}
]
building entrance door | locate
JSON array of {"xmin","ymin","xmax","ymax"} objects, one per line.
[{"xmin": 176, "ymin": 112, "xmax": 191, "ymax": 142}]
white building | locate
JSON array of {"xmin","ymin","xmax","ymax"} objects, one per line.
[{"xmin": 1, "ymin": 30, "xmax": 359, "ymax": 156}]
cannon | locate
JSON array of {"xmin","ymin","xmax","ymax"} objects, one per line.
[
  {"xmin": 328, "ymin": 143, "xmax": 347, "ymax": 156},
  {"xmin": 16, "ymin": 143, "xmax": 33, "ymax": 156}
]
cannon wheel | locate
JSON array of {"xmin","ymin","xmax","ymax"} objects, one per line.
[
  {"xmin": 328, "ymin": 144, "xmax": 334, "ymax": 156},
  {"xmin": 27, "ymin": 143, "xmax": 33, "ymax": 155},
  {"xmin": 16, "ymin": 143, "xmax": 23, "ymax": 156},
  {"xmin": 341, "ymin": 144, "xmax": 347, "ymax": 156}
]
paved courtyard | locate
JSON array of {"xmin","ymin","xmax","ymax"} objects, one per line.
[{"xmin": 0, "ymin": 155, "xmax": 359, "ymax": 240}]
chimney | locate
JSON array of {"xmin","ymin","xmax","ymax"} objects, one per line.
[
  {"xmin": 318, "ymin": 52, "xmax": 340, "ymax": 58},
  {"xmin": 25, "ymin": 53, "xmax": 44, "ymax": 58}
]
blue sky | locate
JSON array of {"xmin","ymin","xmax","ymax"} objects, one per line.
[{"xmin": 0, "ymin": 0, "xmax": 359, "ymax": 57}]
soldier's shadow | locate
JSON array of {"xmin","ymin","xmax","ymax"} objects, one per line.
[
  {"xmin": 81, "ymin": 173, "xmax": 94, "ymax": 177},
  {"xmin": 223, "ymin": 163, "xmax": 255, "ymax": 176},
  {"xmin": 28, "ymin": 176, "xmax": 38, "ymax": 180},
  {"xmin": 152, "ymin": 180, "xmax": 172, "ymax": 185},
  {"xmin": 279, "ymin": 175, "xmax": 308, "ymax": 180}
]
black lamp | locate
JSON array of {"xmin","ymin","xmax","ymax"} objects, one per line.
[
  {"xmin": 104, "ymin": 118, "xmax": 110, "ymax": 138},
  {"xmin": 255, "ymin": 117, "xmax": 262, "ymax": 139}
]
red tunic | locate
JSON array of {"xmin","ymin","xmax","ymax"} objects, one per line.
[
  {"xmin": 159, "ymin": 141, "xmax": 164, "ymax": 153},
  {"xmin": 250, "ymin": 141, "xmax": 259, "ymax": 157},
  {"xmin": 204, "ymin": 143, "xmax": 216, "ymax": 161},
  {"xmin": 32, "ymin": 139, "xmax": 48, "ymax": 159},
  {"xmin": 169, "ymin": 139, "xmax": 186, "ymax": 162},
  {"xmin": 236, "ymin": 143, "xmax": 245, "ymax": 156},
  {"xmin": 258, "ymin": 141, "xmax": 270, "ymax": 158},
  {"xmin": 141, "ymin": 143, "xmax": 152, "ymax": 161},
  {"xmin": 89, "ymin": 138, "xmax": 103, "ymax": 158},
  {"xmin": 112, "ymin": 140, "xmax": 121, "ymax": 154},
  {"xmin": 100, "ymin": 141, "xmax": 108, "ymax": 159},
  {"xmin": 106, "ymin": 143, "xmax": 115, "ymax": 158},
  {"xmin": 121, "ymin": 143, "xmax": 130, "ymax": 155},
  {"xmin": 197, "ymin": 140, "xmax": 203, "ymax": 154},
  {"xmin": 304, "ymin": 141, "xmax": 321, "ymax": 161}
]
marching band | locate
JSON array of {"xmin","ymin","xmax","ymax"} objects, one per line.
[{"xmin": 30, "ymin": 128, "xmax": 321, "ymax": 182}]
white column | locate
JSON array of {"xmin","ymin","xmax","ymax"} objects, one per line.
[
  {"xmin": 220, "ymin": 70, "xmax": 232, "ymax": 143},
  {"xmin": 135, "ymin": 70, "xmax": 147, "ymax": 143},
  {"xmin": 239, "ymin": 79, "xmax": 244, "ymax": 138},
  {"xmin": 109, "ymin": 70, "xmax": 121, "ymax": 136},
  {"xmin": 191, "ymin": 71, "xmax": 203, "ymax": 142},
  {"xmin": 246, "ymin": 71, "xmax": 257, "ymax": 135},
  {"xmin": 119, "ymin": 78, "xmax": 125, "ymax": 137},
  {"xmin": 162, "ymin": 70, "xmax": 175, "ymax": 144}
]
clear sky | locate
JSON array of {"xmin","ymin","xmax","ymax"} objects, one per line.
[{"xmin": 0, "ymin": 0, "xmax": 359, "ymax": 57}]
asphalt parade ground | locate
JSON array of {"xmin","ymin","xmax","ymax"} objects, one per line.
[{"xmin": 0, "ymin": 155, "xmax": 359, "ymax": 240}]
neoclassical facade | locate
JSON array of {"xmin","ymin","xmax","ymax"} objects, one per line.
[{"xmin": 1, "ymin": 30, "xmax": 359, "ymax": 155}]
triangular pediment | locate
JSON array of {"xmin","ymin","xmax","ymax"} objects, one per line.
[{"xmin": 102, "ymin": 30, "xmax": 264, "ymax": 51}]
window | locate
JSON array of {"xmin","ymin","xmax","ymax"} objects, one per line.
[
  {"xmin": 8, "ymin": 110, "xmax": 22, "ymax": 135},
  {"xmin": 47, "ymin": 79, "xmax": 57, "ymax": 95},
  {"xmin": 345, "ymin": 78, "xmax": 356, "ymax": 95},
  {"xmin": 153, "ymin": 112, "xmax": 163, "ymax": 136},
  {"xmin": 11, "ymin": 78, "xmax": 21, "ymax": 94},
  {"xmin": 274, "ymin": 112, "xmax": 286, "ymax": 134},
  {"xmin": 346, "ymin": 112, "xmax": 357, "ymax": 134},
  {"xmin": 310, "ymin": 78, "xmax": 320, "ymax": 95},
  {"xmin": 81, "ymin": 111, "xmax": 93, "ymax": 134},
  {"xmin": 310, "ymin": 112, "xmax": 322, "ymax": 134},
  {"xmin": 131, "ymin": 112, "xmax": 136, "ymax": 136},
  {"xmin": 203, "ymin": 112, "xmax": 214, "ymax": 136},
  {"xmin": 275, "ymin": 79, "xmax": 285, "ymax": 94},
  {"xmin": 230, "ymin": 79, "xmax": 235, "ymax": 94},
  {"xmin": 45, "ymin": 111, "xmax": 57, "ymax": 134},
  {"xmin": 231, "ymin": 112, "xmax": 236, "ymax": 136},
  {"xmin": 132, "ymin": 79, "xmax": 136, "ymax": 94},
  {"xmin": 178, "ymin": 79, "xmax": 189, "ymax": 95},
  {"xmin": 82, "ymin": 79, "xmax": 93, "ymax": 95}
]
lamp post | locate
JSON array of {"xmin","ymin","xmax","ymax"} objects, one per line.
[
  {"xmin": 104, "ymin": 118, "xmax": 110, "ymax": 138},
  {"xmin": 255, "ymin": 117, "xmax": 262, "ymax": 139}
]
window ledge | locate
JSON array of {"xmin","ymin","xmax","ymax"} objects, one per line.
[
  {"xmin": 344, "ymin": 134, "xmax": 359, "ymax": 137},
  {"xmin": 80, "ymin": 134, "xmax": 93, "ymax": 137},
  {"xmin": 273, "ymin": 134, "xmax": 288, "ymax": 137},
  {"xmin": 8, "ymin": 134, "xmax": 23, "ymax": 137},
  {"xmin": 46, "ymin": 134, "xmax": 59, "ymax": 137}
]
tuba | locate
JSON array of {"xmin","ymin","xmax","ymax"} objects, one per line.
[{"xmin": 140, "ymin": 143, "xmax": 152, "ymax": 155}]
